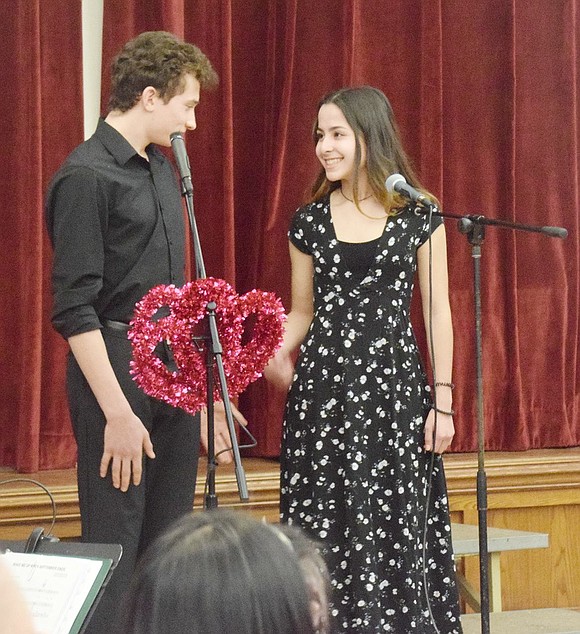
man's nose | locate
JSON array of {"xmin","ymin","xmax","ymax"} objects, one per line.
[{"xmin": 186, "ymin": 113, "xmax": 197, "ymax": 131}]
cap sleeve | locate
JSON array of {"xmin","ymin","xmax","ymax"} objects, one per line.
[
  {"xmin": 288, "ymin": 205, "xmax": 314, "ymax": 255},
  {"xmin": 417, "ymin": 207, "xmax": 444, "ymax": 246}
]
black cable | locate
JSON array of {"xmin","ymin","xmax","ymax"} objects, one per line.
[
  {"xmin": 421, "ymin": 207, "xmax": 442, "ymax": 634},
  {"xmin": 215, "ymin": 418, "xmax": 258, "ymax": 459},
  {"xmin": 0, "ymin": 478, "xmax": 58, "ymax": 538},
  {"xmin": 204, "ymin": 415, "xmax": 258, "ymax": 501}
]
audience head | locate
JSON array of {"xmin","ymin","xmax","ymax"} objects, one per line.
[
  {"xmin": 277, "ymin": 522, "xmax": 332, "ymax": 634},
  {"xmin": 121, "ymin": 509, "xmax": 329, "ymax": 634}
]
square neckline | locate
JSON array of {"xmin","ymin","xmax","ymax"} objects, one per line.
[{"xmin": 327, "ymin": 195, "xmax": 389, "ymax": 245}]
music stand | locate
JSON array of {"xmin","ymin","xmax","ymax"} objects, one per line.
[{"xmin": 0, "ymin": 537, "xmax": 122, "ymax": 634}]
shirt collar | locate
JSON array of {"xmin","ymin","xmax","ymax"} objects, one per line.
[{"xmin": 95, "ymin": 118, "xmax": 153, "ymax": 166}]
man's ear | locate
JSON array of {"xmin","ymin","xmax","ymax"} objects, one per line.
[{"xmin": 141, "ymin": 86, "xmax": 158, "ymax": 112}]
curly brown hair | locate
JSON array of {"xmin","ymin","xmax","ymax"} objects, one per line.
[{"xmin": 108, "ymin": 31, "xmax": 218, "ymax": 113}]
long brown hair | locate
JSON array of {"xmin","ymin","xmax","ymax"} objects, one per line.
[{"xmin": 310, "ymin": 86, "xmax": 436, "ymax": 214}]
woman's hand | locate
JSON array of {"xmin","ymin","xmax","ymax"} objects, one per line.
[
  {"xmin": 423, "ymin": 408, "xmax": 455, "ymax": 454},
  {"xmin": 263, "ymin": 351, "xmax": 295, "ymax": 391}
]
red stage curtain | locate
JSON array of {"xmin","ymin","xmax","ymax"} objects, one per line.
[
  {"xmin": 0, "ymin": 0, "xmax": 82, "ymax": 470},
  {"xmin": 0, "ymin": 1, "xmax": 578, "ymax": 471}
]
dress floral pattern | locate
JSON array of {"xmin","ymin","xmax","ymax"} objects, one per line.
[{"xmin": 280, "ymin": 195, "xmax": 462, "ymax": 633}]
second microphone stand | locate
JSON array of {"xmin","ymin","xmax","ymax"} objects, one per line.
[
  {"xmin": 171, "ymin": 133, "xmax": 248, "ymax": 506},
  {"xmin": 417, "ymin": 203, "xmax": 566, "ymax": 634}
]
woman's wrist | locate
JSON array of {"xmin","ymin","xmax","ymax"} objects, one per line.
[
  {"xmin": 433, "ymin": 382, "xmax": 454, "ymax": 408},
  {"xmin": 434, "ymin": 381, "xmax": 454, "ymax": 390}
]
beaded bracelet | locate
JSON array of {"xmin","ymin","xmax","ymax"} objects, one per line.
[
  {"xmin": 435, "ymin": 407, "xmax": 455, "ymax": 416},
  {"xmin": 435, "ymin": 381, "xmax": 455, "ymax": 390}
]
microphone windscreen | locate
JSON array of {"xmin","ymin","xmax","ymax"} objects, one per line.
[{"xmin": 385, "ymin": 173, "xmax": 406, "ymax": 193}]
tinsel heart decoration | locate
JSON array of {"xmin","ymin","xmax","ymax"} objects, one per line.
[{"xmin": 128, "ymin": 277, "xmax": 286, "ymax": 414}]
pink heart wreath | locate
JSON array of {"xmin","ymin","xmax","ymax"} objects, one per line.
[{"xmin": 128, "ymin": 277, "xmax": 286, "ymax": 415}]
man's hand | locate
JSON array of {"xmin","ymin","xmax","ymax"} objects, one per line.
[
  {"xmin": 67, "ymin": 330, "xmax": 156, "ymax": 492},
  {"xmin": 100, "ymin": 412, "xmax": 155, "ymax": 492},
  {"xmin": 200, "ymin": 401, "xmax": 249, "ymax": 465}
]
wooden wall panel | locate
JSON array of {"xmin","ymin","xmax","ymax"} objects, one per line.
[
  {"xmin": 1, "ymin": 449, "xmax": 579, "ymax": 611},
  {"xmin": 445, "ymin": 449, "xmax": 580, "ymax": 611}
]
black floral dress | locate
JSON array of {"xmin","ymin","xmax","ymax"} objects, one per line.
[{"xmin": 280, "ymin": 196, "xmax": 462, "ymax": 633}]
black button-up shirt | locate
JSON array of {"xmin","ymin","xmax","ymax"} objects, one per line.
[{"xmin": 46, "ymin": 119, "xmax": 186, "ymax": 339}]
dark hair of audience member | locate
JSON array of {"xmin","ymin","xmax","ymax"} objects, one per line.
[
  {"xmin": 277, "ymin": 522, "xmax": 332, "ymax": 634},
  {"xmin": 120, "ymin": 509, "xmax": 321, "ymax": 634}
]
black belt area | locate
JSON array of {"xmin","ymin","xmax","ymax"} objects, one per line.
[
  {"xmin": 102, "ymin": 318, "xmax": 178, "ymax": 372},
  {"xmin": 102, "ymin": 319, "xmax": 131, "ymax": 334}
]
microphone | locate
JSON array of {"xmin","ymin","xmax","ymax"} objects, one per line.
[
  {"xmin": 385, "ymin": 173, "xmax": 436, "ymax": 209},
  {"xmin": 540, "ymin": 226, "xmax": 568, "ymax": 239},
  {"xmin": 170, "ymin": 132, "xmax": 193, "ymax": 195}
]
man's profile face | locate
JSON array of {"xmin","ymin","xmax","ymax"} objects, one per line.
[{"xmin": 150, "ymin": 74, "xmax": 201, "ymax": 146}]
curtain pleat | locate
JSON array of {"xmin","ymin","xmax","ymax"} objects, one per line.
[
  {"xmin": 0, "ymin": 0, "xmax": 82, "ymax": 471},
  {"xmin": 0, "ymin": 0, "xmax": 578, "ymax": 470}
]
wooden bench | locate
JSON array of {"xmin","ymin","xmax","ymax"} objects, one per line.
[
  {"xmin": 451, "ymin": 523, "xmax": 549, "ymax": 612},
  {"xmin": 460, "ymin": 608, "xmax": 580, "ymax": 633}
]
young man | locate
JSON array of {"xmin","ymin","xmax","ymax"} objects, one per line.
[{"xmin": 46, "ymin": 32, "xmax": 235, "ymax": 633}]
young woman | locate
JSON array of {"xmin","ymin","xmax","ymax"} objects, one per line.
[{"xmin": 265, "ymin": 86, "xmax": 462, "ymax": 633}]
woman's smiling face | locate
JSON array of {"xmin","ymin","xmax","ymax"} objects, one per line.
[{"xmin": 315, "ymin": 103, "xmax": 366, "ymax": 185}]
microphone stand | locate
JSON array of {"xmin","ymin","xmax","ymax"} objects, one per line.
[
  {"xmin": 171, "ymin": 135, "xmax": 249, "ymax": 506},
  {"xmin": 414, "ymin": 204, "xmax": 566, "ymax": 634}
]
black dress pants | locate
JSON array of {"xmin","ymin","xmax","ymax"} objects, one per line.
[{"xmin": 67, "ymin": 326, "xmax": 200, "ymax": 634}]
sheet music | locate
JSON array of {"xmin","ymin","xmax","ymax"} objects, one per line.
[{"xmin": 1, "ymin": 551, "xmax": 106, "ymax": 634}]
